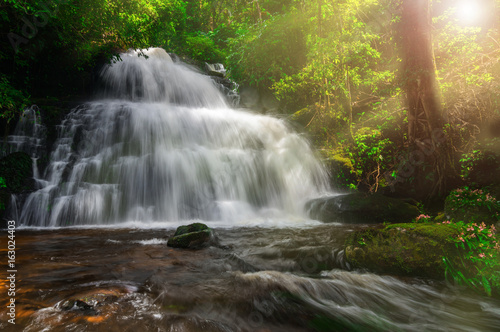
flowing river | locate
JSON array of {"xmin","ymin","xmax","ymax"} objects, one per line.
[{"xmin": 1, "ymin": 48, "xmax": 499, "ymax": 331}]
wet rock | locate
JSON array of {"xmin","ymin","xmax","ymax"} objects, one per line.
[
  {"xmin": 167, "ymin": 222, "xmax": 216, "ymax": 249},
  {"xmin": 305, "ymin": 192, "xmax": 420, "ymax": 224},
  {"xmin": 59, "ymin": 289, "xmax": 121, "ymax": 316},
  {"xmin": 204, "ymin": 62, "xmax": 226, "ymax": 78},
  {"xmin": 60, "ymin": 299, "xmax": 98, "ymax": 316},
  {"xmin": 344, "ymin": 223, "xmax": 463, "ymax": 279}
]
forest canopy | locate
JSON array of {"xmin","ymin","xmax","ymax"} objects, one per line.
[{"xmin": 1, "ymin": 0, "xmax": 499, "ymax": 199}]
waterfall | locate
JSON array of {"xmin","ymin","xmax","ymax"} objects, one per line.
[
  {"xmin": 19, "ymin": 48, "xmax": 330, "ymax": 227},
  {"xmin": 2, "ymin": 105, "xmax": 47, "ymax": 160}
]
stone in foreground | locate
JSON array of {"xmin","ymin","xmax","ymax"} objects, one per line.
[{"xmin": 167, "ymin": 223, "xmax": 214, "ymax": 249}]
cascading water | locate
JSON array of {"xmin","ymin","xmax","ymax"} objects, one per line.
[{"xmin": 19, "ymin": 48, "xmax": 329, "ymax": 227}]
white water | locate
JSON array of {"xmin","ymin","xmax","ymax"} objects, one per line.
[
  {"xmin": 2, "ymin": 105, "xmax": 46, "ymax": 159},
  {"xmin": 18, "ymin": 48, "xmax": 330, "ymax": 227}
]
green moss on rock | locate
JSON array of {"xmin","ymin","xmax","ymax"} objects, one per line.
[
  {"xmin": 345, "ymin": 223, "xmax": 463, "ymax": 279},
  {"xmin": 167, "ymin": 223, "xmax": 214, "ymax": 249}
]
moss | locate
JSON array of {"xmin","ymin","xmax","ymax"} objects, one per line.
[
  {"xmin": 167, "ymin": 223, "xmax": 213, "ymax": 249},
  {"xmin": 173, "ymin": 222, "xmax": 209, "ymax": 236},
  {"xmin": 345, "ymin": 223, "xmax": 463, "ymax": 279}
]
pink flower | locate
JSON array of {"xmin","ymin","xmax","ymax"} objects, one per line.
[
  {"xmin": 479, "ymin": 253, "xmax": 485, "ymax": 258},
  {"xmin": 488, "ymin": 233, "xmax": 493, "ymax": 237}
]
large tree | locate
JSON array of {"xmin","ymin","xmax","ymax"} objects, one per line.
[{"xmin": 399, "ymin": 0, "xmax": 460, "ymax": 198}]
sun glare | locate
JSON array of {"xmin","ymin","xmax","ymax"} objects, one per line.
[{"xmin": 456, "ymin": 0, "xmax": 483, "ymax": 25}]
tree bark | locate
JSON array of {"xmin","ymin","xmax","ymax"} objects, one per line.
[
  {"xmin": 401, "ymin": 0, "xmax": 443, "ymax": 143},
  {"xmin": 399, "ymin": 0, "xmax": 460, "ymax": 198}
]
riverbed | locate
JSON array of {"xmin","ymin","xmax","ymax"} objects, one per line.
[{"xmin": 2, "ymin": 223, "xmax": 499, "ymax": 332}]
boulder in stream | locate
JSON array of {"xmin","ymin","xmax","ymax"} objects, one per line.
[
  {"xmin": 305, "ymin": 192, "xmax": 419, "ymax": 224},
  {"xmin": 167, "ymin": 223, "xmax": 216, "ymax": 249}
]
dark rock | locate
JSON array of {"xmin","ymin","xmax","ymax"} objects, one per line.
[
  {"xmin": 204, "ymin": 62, "xmax": 226, "ymax": 78},
  {"xmin": 60, "ymin": 299, "xmax": 98, "ymax": 316},
  {"xmin": 466, "ymin": 150, "xmax": 500, "ymax": 188},
  {"xmin": 305, "ymin": 192, "xmax": 420, "ymax": 224},
  {"xmin": 59, "ymin": 289, "xmax": 122, "ymax": 316},
  {"xmin": 167, "ymin": 223, "xmax": 216, "ymax": 249},
  {"xmin": 344, "ymin": 223, "xmax": 463, "ymax": 279}
]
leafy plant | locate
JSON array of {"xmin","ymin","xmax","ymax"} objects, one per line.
[
  {"xmin": 0, "ymin": 74, "xmax": 29, "ymax": 123},
  {"xmin": 413, "ymin": 214, "xmax": 432, "ymax": 223},
  {"xmin": 443, "ymin": 221, "xmax": 500, "ymax": 296},
  {"xmin": 445, "ymin": 187, "xmax": 500, "ymax": 224}
]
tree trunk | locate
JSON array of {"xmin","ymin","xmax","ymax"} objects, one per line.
[
  {"xmin": 401, "ymin": 0, "xmax": 443, "ymax": 143},
  {"xmin": 399, "ymin": 0, "xmax": 461, "ymax": 198}
]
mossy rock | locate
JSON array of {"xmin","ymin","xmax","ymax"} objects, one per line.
[
  {"xmin": 291, "ymin": 107, "xmax": 315, "ymax": 127},
  {"xmin": 0, "ymin": 152, "xmax": 34, "ymax": 193},
  {"xmin": 344, "ymin": 223, "xmax": 463, "ymax": 279},
  {"xmin": 305, "ymin": 192, "xmax": 419, "ymax": 224},
  {"xmin": 323, "ymin": 153, "xmax": 358, "ymax": 189},
  {"xmin": 167, "ymin": 223, "xmax": 214, "ymax": 249}
]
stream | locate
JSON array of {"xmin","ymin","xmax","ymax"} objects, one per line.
[{"xmin": 1, "ymin": 224, "xmax": 500, "ymax": 331}]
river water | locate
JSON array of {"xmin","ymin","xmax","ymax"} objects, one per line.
[
  {"xmin": 1, "ymin": 224, "xmax": 500, "ymax": 331},
  {"xmin": 2, "ymin": 48, "xmax": 500, "ymax": 331}
]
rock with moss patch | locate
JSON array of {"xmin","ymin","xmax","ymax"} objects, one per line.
[
  {"xmin": 322, "ymin": 152, "xmax": 358, "ymax": 189},
  {"xmin": 305, "ymin": 192, "xmax": 419, "ymax": 224},
  {"xmin": 344, "ymin": 223, "xmax": 463, "ymax": 279},
  {"xmin": 167, "ymin": 223, "xmax": 216, "ymax": 249}
]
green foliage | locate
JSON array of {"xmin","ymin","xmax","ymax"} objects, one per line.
[
  {"xmin": 444, "ymin": 221, "xmax": 500, "ymax": 296},
  {"xmin": 434, "ymin": 7, "xmax": 500, "ymax": 130},
  {"xmin": 445, "ymin": 187, "xmax": 500, "ymax": 224},
  {"xmin": 0, "ymin": 74, "xmax": 29, "ymax": 123},
  {"xmin": 181, "ymin": 32, "xmax": 225, "ymax": 63},
  {"xmin": 333, "ymin": 127, "xmax": 398, "ymax": 191},
  {"xmin": 227, "ymin": 12, "xmax": 308, "ymax": 89}
]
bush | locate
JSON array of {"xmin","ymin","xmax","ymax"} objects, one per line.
[
  {"xmin": 0, "ymin": 74, "xmax": 29, "ymax": 123},
  {"xmin": 444, "ymin": 221, "xmax": 500, "ymax": 296},
  {"xmin": 444, "ymin": 187, "xmax": 500, "ymax": 225}
]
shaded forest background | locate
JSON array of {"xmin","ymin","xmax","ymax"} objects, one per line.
[{"xmin": 1, "ymin": 0, "xmax": 500, "ymax": 202}]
